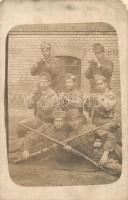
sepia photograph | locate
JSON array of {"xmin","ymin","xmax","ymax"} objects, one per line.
[
  {"xmin": 7, "ymin": 23, "xmax": 122, "ymax": 186},
  {"xmin": 0, "ymin": 0, "xmax": 128, "ymax": 200}
]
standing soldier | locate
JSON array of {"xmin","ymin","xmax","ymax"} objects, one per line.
[
  {"xmin": 30, "ymin": 42, "xmax": 52, "ymax": 76},
  {"xmin": 17, "ymin": 72, "xmax": 58, "ymax": 139},
  {"xmin": 58, "ymin": 73, "xmax": 83, "ymax": 112},
  {"xmin": 85, "ymin": 43, "xmax": 113, "ymax": 91},
  {"xmin": 64, "ymin": 108, "xmax": 121, "ymax": 175},
  {"xmin": 30, "ymin": 41, "xmax": 65, "ymax": 92}
]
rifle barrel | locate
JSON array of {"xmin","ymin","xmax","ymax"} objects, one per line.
[
  {"xmin": 15, "ymin": 123, "xmax": 111, "ymax": 174},
  {"xmin": 14, "ymin": 122, "xmax": 110, "ymax": 164}
]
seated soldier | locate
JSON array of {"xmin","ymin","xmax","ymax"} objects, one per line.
[
  {"xmin": 17, "ymin": 72, "xmax": 58, "ymax": 139},
  {"xmin": 58, "ymin": 73, "xmax": 83, "ymax": 111},
  {"xmin": 63, "ymin": 108, "xmax": 121, "ymax": 175},
  {"xmin": 20, "ymin": 111, "xmax": 67, "ymax": 160},
  {"xmin": 84, "ymin": 74, "xmax": 121, "ymax": 138},
  {"xmin": 84, "ymin": 75, "xmax": 122, "ymax": 168}
]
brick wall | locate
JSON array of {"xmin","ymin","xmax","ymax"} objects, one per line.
[{"xmin": 7, "ymin": 23, "xmax": 120, "ymax": 107}]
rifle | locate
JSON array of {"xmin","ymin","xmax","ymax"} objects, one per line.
[
  {"xmin": 14, "ymin": 122, "xmax": 110, "ymax": 164},
  {"xmin": 14, "ymin": 123, "xmax": 111, "ymax": 174}
]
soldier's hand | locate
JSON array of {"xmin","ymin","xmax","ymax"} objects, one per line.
[
  {"xmin": 99, "ymin": 151, "xmax": 109, "ymax": 166},
  {"xmin": 63, "ymin": 145, "xmax": 72, "ymax": 152},
  {"xmin": 22, "ymin": 150, "xmax": 30, "ymax": 160}
]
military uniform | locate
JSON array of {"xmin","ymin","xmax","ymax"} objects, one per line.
[
  {"xmin": 85, "ymin": 43, "xmax": 113, "ymax": 91},
  {"xmin": 17, "ymin": 73, "xmax": 58, "ymax": 138},
  {"xmin": 84, "ymin": 85, "xmax": 122, "ymax": 164},
  {"xmin": 30, "ymin": 42, "xmax": 66, "ymax": 92},
  {"xmin": 30, "ymin": 42, "xmax": 52, "ymax": 76},
  {"xmin": 65, "ymin": 109, "xmax": 121, "ymax": 175},
  {"xmin": 58, "ymin": 74, "xmax": 83, "ymax": 111}
]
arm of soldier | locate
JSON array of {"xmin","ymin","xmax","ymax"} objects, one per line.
[
  {"xmin": 101, "ymin": 61, "xmax": 113, "ymax": 79},
  {"xmin": 97, "ymin": 130, "xmax": 117, "ymax": 166},
  {"xmin": 85, "ymin": 60, "xmax": 97, "ymax": 79},
  {"xmin": 30, "ymin": 60, "xmax": 44, "ymax": 76},
  {"xmin": 22, "ymin": 126, "xmax": 46, "ymax": 160},
  {"xmin": 22, "ymin": 131, "xmax": 41, "ymax": 160},
  {"xmin": 26, "ymin": 87, "xmax": 41, "ymax": 109}
]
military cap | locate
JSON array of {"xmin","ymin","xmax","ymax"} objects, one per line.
[
  {"xmin": 93, "ymin": 43, "xmax": 104, "ymax": 53},
  {"xmin": 65, "ymin": 73, "xmax": 76, "ymax": 82},
  {"xmin": 40, "ymin": 41, "xmax": 51, "ymax": 50},
  {"xmin": 39, "ymin": 72, "xmax": 51, "ymax": 81},
  {"xmin": 52, "ymin": 111, "xmax": 66, "ymax": 119},
  {"xmin": 94, "ymin": 74, "xmax": 107, "ymax": 83},
  {"xmin": 66, "ymin": 109, "xmax": 81, "ymax": 120}
]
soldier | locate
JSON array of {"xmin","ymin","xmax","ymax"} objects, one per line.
[
  {"xmin": 64, "ymin": 108, "xmax": 121, "ymax": 175},
  {"xmin": 84, "ymin": 75, "xmax": 122, "ymax": 168},
  {"xmin": 30, "ymin": 41, "xmax": 65, "ymax": 92},
  {"xmin": 21, "ymin": 111, "xmax": 67, "ymax": 160},
  {"xmin": 84, "ymin": 74, "xmax": 117, "ymax": 126},
  {"xmin": 85, "ymin": 43, "xmax": 113, "ymax": 91},
  {"xmin": 58, "ymin": 73, "xmax": 83, "ymax": 111},
  {"xmin": 30, "ymin": 42, "xmax": 52, "ymax": 76},
  {"xmin": 17, "ymin": 72, "xmax": 58, "ymax": 139}
]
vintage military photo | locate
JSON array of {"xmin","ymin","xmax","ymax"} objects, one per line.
[{"xmin": 6, "ymin": 23, "xmax": 122, "ymax": 186}]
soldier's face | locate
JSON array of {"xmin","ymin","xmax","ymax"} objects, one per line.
[
  {"xmin": 95, "ymin": 80, "xmax": 107, "ymax": 93},
  {"xmin": 65, "ymin": 79, "xmax": 74, "ymax": 90},
  {"xmin": 41, "ymin": 48, "xmax": 50, "ymax": 59},
  {"xmin": 54, "ymin": 118, "xmax": 64, "ymax": 130},
  {"xmin": 69, "ymin": 118, "xmax": 81, "ymax": 130},
  {"xmin": 39, "ymin": 80, "xmax": 49, "ymax": 90},
  {"xmin": 95, "ymin": 51, "xmax": 104, "ymax": 63}
]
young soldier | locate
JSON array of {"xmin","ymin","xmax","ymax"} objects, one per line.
[
  {"xmin": 30, "ymin": 42, "xmax": 65, "ymax": 92},
  {"xmin": 84, "ymin": 74, "xmax": 118, "ymax": 126},
  {"xmin": 65, "ymin": 108, "xmax": 121, "ymax": 175},
  {"xmin": 58, "ymin": 73, "xmax": 83, "ymax": 111},
  {"xmin": 17, "ymin": 72, "xmax": 58, "ymax": 139},
  {"xmin": 85, "ymin": 43, "xmax": 113, "ymax": 91},
  {"xmin": 21, "ymin": 111, "xmax": 67, "ymax": 160},
  {"xmin": 30, "ymin": 42, "xmax": 52, "ymax": 76}
]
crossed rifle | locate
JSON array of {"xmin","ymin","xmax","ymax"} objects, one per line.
[{"xmin": 13, "ymin": 122, "xmax": 114, "ymax": 175}]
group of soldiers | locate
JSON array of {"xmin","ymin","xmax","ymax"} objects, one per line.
[{"xmin": 15, "ymin": 42, "xmax": 122, "ymax": 176}]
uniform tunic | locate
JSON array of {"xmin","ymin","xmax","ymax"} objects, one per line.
[
  {"xmin": 84, "ymin": 89, "xmax": 117, "ymax": 125},
  {"xmin": 17, "ymin": 88, "xmax": 58, "ymax": 138},
  {"xmin": 59, "ymin": 89, "xmax": 83, "ymax": 111}
]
